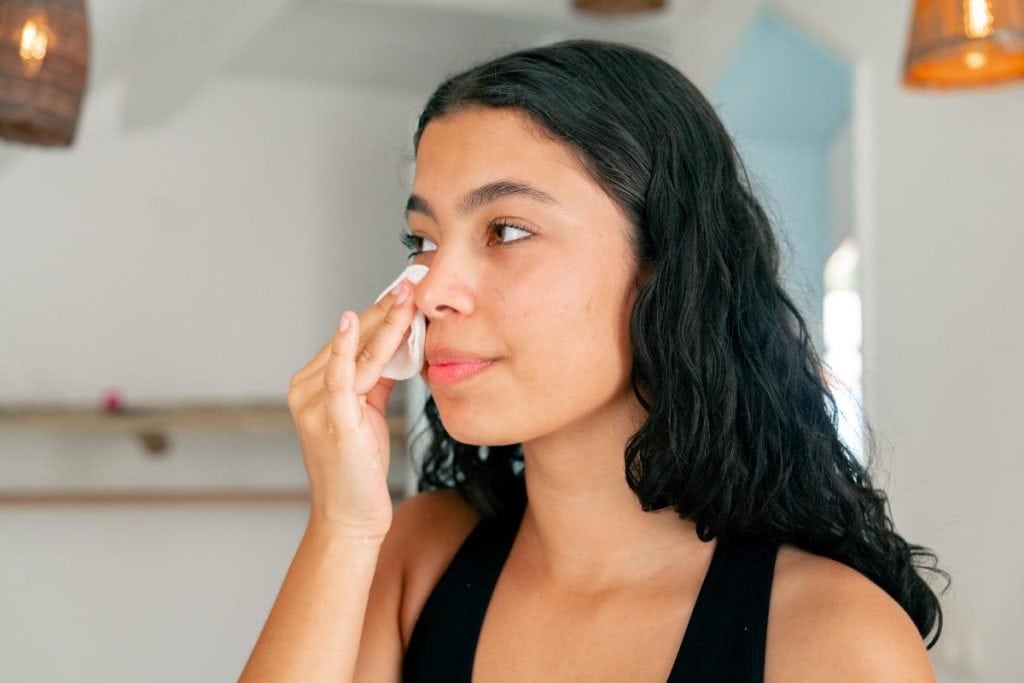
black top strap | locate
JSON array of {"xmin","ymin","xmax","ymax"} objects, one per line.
[
  {"xmin": 668, "ymin": 533, "xmax": 780, "ymax": 682},
  {"xmin": 402, "ymin": 511, "xmax": 523, "ymax": 682},
  {"xmin": 402, "ymin": 510, "xmax": 779, "ymax": 683}
]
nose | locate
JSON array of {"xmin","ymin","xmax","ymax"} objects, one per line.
[{"xmin": 410, "ymin": 255, "xmax": 476, "ymax": 321}]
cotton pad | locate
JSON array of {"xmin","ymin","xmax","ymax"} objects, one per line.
[{"xmin": 373, "ymin": 263, "xmax": 429, "ymax": 380}]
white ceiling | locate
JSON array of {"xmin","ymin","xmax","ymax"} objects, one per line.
[
  {"xmin": 3, "ymin": 0, "xmax": 759, "ymax": 145},
  {"xmin": 114, "ymin": 0, "xmax": 693, "ymax": 128}
]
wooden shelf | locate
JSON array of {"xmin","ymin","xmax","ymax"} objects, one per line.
[
  {"xmin": 0, "ymin": 400, "xmax": 410, "ymax": 454},
  {"xmin": 0, "ymin": 485, "xmax": 410, "ymax": 507},
  {"xmin": 0, "ymin": 401, "xmax": 293, "ymax": 431},
  {"xmin": 0, "ymin": 399, "xmax": 418, "ymax": 506}
]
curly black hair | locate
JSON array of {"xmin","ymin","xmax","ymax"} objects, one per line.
[{"xmin": 401, "ymin": 38, "xmax": 948, "ymax": 648}]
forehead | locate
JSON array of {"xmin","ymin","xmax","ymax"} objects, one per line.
[{"xmin": 413, "ymin": 107, "xmax": 591, "ymax": 192}]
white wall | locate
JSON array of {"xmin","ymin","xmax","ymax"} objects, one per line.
[
  {"xmin": 770, "ymin": 1, "xmax": 1024, "ymax": 679},
  {"xmin": 1, "ymin": 500, "xmax": 309, "ymax": 681},
  {"xmin": 1, "ymin": 77, "xmax": 419, "ymax": 403},
  {"xmin": 0, "ymin": 74, "xmax": 424, "ymax": 681}
]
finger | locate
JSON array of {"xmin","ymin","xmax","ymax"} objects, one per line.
[
  {"xmin": 289, "ymin": 282, "xmax": 414, "ymax": 405},
  {"xmin": 323, "ymin": 310, "xmax": 363, "ymax": 434},
  {"xmin": 292, "ymin": 354, "xmax": 402, "ymax": 422},
  {"xmin": 289, "ymin": 329, "xmax": 406, "ymax": 419},
  {"xmin": 290, "ymin": 284, "xmax": 409, "ymax": 387},
  {"xmin": 352, "ymin": 284, "xmax": 419, "ymax": 396}
]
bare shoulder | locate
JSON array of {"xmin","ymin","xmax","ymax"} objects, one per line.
[
  {"xmin": 352, "ymin": 489, "xmax": 479, "ymax": 682},
  {"xmin": 765, "ymin": 543, "xmax": 937, "ymax": 682},
  {"xmin": 390, "ymin": 489, "xmax": 482, "ymax": 648}
]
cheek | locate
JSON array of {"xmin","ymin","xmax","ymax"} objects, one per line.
[
  {"xmin": 497, "ymin": 243, "xmax": 634, "ymax": 361},
  {"xmin": 512, "ymin": 282, "xmax": 631, "ymax": 396}
]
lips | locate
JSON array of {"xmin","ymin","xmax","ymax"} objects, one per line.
[
  {"xmin": 425, "ymin": 346, "xmax": 497, "ymax": 366},
  {"xmin": 427, "ymin": 356, "xmax": 494, "ymax": 366},
  {"xmin": 426, "ymin": 359, "xmax": 495, "ymax": 384}
]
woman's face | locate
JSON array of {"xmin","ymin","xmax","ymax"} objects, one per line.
[{"xmin": 407, "ymin": 105, "xmax": 644, "ymax": 446}]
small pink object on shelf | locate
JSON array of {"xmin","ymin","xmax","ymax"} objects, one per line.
[{"xmin": 101, "ymin": 389, "xmax": 124, "ymax": 413}]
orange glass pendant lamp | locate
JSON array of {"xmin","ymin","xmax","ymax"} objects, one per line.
[
  {"xmin": 903, "ymin": 0, "xmax": 1024, "ymax": 88},
  {"xmin": 0, "ymin": 0, "xmax": 89, "ymax": 146}
]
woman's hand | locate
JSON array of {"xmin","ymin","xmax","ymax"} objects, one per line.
[{"xmin": 286, "ymin": 277, "xmax": 418, "ymax": 539}]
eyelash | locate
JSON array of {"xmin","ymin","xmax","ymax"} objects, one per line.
[{"xmin": 399, "ymin": 220, "xmax": 535, "ymax": 259}]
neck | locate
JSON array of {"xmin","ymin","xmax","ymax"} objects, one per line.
[{"xmin": 517, "ymin": 388, "xmax": 706, "ymax": 592}]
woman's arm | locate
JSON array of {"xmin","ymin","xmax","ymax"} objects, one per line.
[{"xmin": 238, "ymin": 520, "xmax": 384, "ymax": 682}]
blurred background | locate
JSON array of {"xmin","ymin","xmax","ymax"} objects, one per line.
[{"xmin": 1, "ymin": 0, "xmax": 1021, "ymax": 680}]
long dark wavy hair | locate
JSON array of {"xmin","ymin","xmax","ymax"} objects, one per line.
[{"xmin": 401, "ymin": 38, "xmax": 947, "ymax": 648}]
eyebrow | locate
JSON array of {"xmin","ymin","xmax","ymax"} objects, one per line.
[{"xmin": 404, "ymin": 179, "xmax": 561, "ymax": 221}]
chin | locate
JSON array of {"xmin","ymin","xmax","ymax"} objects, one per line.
[
  {"xmin": 440, "ymin": 421, "xmax": 501, "ymax": 447},
  {"xmin": 434, "ymin": 408, "xmax": 522, "ymax": 448}
]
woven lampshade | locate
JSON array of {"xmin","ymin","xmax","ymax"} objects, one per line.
[
  {"xmin": 0, "ymin": 0, "xmax": 89, "ymax": 146},
  {"xmin": 903, "ymin": 0, "xmax": 1024, "ymax": 88},
  {"xmin": 572, "ymin": 0, "xmax": 666, "ymax": 13}
]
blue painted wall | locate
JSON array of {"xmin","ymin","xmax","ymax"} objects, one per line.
[{"xmin": 711, "ymin": 6, "xmax": 852, "ymax": 355}]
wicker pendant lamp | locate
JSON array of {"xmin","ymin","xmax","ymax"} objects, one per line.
[
  {"xmin": 0, "ymin": 0, "xmax": 89, "ymax": 146},
  {"xmin": 903, "ymin": 0, "xmax": 1024, "ymax": 88}
]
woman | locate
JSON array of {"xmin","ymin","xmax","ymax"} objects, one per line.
[{"xmin": 241, "ymin": 39, "xmax": 947, "ymax": 682}]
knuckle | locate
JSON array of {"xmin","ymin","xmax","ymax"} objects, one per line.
[
  {"xmin": 323, "ymin": 373, "xmax": 344, "ymax": 392},
  {"xmin": 382, "ymin": 307, "xmax": 400, "ymax": 327},
  {"xmin": 355, "ymin": 343, "xmax": 375, "ymax": 365}
]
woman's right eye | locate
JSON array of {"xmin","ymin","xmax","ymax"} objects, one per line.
[
  {"xmin": 399, "ymin": 222, "xmax": 534, "ymax": 259},
  {"xmin": 399, "ymin": 230, "xmax": 436, "ymax": 257}
]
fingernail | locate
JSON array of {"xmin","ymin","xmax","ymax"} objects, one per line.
[
  {"xmin": 394, "ymin": 280, "xmax": 411, "ymax": 304},
  {"xmin": 338, "ymin": 312, "xmax": 351, "ymax": 332}
]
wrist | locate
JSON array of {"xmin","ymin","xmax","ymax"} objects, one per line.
[{"xmin": 305, "ymin": 515, "xmax": 389, "ymax": 546}]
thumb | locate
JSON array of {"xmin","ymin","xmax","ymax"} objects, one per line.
[{"xmin": 364, "ymin": 376, "xmax": 399, "ymax": 417}]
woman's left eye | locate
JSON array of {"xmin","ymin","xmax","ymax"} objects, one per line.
[
  {"xmin": 399, "ymin": 221, "xmax": 534, "ymax": 258},
  {"xmin": 489, "ymin": 221, "xmax": 534, "ymax": 246}
]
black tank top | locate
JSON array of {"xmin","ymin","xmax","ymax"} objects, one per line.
[{"xmin": 402, "ymin": 505, "xmax": 780, "ymax": 681}]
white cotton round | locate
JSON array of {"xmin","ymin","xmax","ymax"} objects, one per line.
[{"xmin": 373, "ymin": 263, "xmax": 430, "ymax": 380}]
